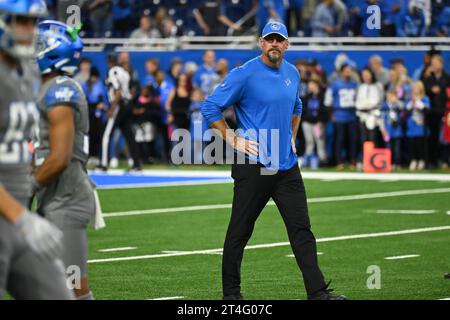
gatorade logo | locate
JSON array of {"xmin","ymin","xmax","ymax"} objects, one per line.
[
  {"xmin": 370, "ymin": 152, "xmax": 388, "ymax": 170},
  {"xmin": 363, "ymin": 142, "xmax": 391, "ymax": 173}
]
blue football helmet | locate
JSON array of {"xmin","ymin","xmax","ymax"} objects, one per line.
[
  {"xmin": 36, "ymin": 20, "xmax": 83, "ymax": 75},
  {"xmin": 0, "ymin": 0, "xmax": 47, "ymax": 59}
]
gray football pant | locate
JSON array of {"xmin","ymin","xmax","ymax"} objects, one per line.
[
  {"xmin": 0, "ymin": 217, "xmax": 74, "ymax": 300},
  {"xmin": 42, "ymin": 199, "xmax": 94, "ymax": 278}
]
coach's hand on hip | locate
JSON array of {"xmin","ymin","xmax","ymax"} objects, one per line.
[{"xmin": 232, "ymin": 135, "xmax": 259, "ymax": 156}]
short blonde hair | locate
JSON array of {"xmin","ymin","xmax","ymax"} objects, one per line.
[{"xmin": 412, "ymin": 80, "xmax": 425, "ymax": 97}]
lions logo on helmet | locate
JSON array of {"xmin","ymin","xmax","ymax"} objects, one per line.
[{"xmin": 36, "ymin": 20, "xmax": 83, "ymax": 76}]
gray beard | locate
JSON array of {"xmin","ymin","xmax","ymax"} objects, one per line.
[{"xmin": 266, "ymin": 51, "xmax": 280, "ymax": 65}]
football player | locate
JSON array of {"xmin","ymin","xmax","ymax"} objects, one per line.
[
  {"xmin": 32, "ymin": 20, "xmax": 98, "ymax": 300},
  {"xmin": 0, "ymin": 0, "xmax": 73, "ymax": 300}
]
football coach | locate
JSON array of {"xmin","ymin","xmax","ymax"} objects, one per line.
[{"xmin": 201, "ymin": 21, "xmax": 345, "ymax": 300}]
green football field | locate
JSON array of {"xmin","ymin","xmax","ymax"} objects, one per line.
[{"xmin": 88, "ymin": 177, "xmax": 450, "ymax": 300}]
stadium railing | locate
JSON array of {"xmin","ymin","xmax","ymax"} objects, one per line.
[{"xmin": 83, "ymin": 37, "xmax": 450, "ymax": 52}]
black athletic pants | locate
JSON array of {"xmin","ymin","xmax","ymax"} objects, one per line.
[{"xmin": 222, "ymin": 163, "xmax": 327, "ymax": 297}]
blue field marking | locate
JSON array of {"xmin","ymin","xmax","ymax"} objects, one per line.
[{"xmin": 89, "ymin": 171, "xmax": 232, "ymax": 189}]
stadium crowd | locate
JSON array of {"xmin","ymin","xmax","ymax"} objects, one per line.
[
  {"xmin": 45, "ymin": 0, "xmax": 450, "ymax": 38},
  {"xmin": 78, "ymin": 49, "xmax": 450, "ymax": 171}
]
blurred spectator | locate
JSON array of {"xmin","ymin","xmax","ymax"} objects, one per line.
[
  {"xmin": 325, "ymin": 63, "xmax": 358, "ymax": 169},
  {"xmin": 395, "ymin": 2, "xmax": 426, "ymax": 37},
  {"xmin": 307, "ymin": 59, "xmax": 328, "ymax": 88},
  {"xmin": 155, "ymin": 70, "xmax": 174, "ymax": 163},
  {"xmin": 167, "ymin": 58, "xmax": 183, "ymax": 86},
  {"xmin": 328, "ymin": 53, "xmax": 360, "ymax": 83},
  {"xmin": 387, "ymin": 64, "xmax": 412, "ymax": 102},
  {"xmin": 435, "ymin": 6, "xmax": 450, "ymax": 36},
  {"xmin": 89, "ymin": 0, "xmax": 113, "ymax": 37},
  {"xmin": 184, "ymin": 61, "xmax": 199, "ymax": 79},
  {"xmin": 406, "ymin": 81, "xmax": 430, "ymax": 170},
  {"xmin": 74, "ymin": 57, "xmax": 92, "ymax": 86},
  {"xmin": 356, "ymin": 68, "xmax": 384, "ymax": 144},
  {"xmin": 161, "ymin": 17, "xmax": 181, "ymax": 38},
  {"xmin": 311, "ymin": 0, "xmax": 337, "ymax": 37},
  {"xmin": 382, "ymin": 89, "xmax": 406, "ymax": 168},
  {"xmin": 166, "ymin": 74, "xmax": 192, "ymax": 154},
  {"xmin": 144, "ymin": 58, "xmax": 160, "ymax": 88},
  {"xmin": 332, "ymin": 0, "xmax": 348, "ymax": 36},
  {"xmin": 369, "ymin": 55, "xmax": 390, "ymax": 87},
  {"xmin": 83, "ymin": 67, "xmax": 109, "ymax": 165},
  {"xmin": 422, "ymin": 54, "xmax": 450, "ymax": 167},
  {"xmin": 112, "ymin": 0, "xmax": 133, "ymax": 37},
  {"xmin": 412, "ymin": 49, "xmax": 438, "ymax": 80},
  {"xmin": 286, "ymin": 0, "xmax": 304, "ymax": 36},
  {"xmin": 380, "ymin": 0, "xmax": 403, "ymax": 36},
  {"xmin": 258, "ymin": 0, "xmax": 287, "ymax": 29},
  {"xmin": 130, "ymin": 14, "xmax": 161, "ymax": 39},
  {"xmin": 132, "ymin": 85, "xmax": 162, "ymax": 163},
  {"xmin": 190, "ymin": 88, "xmax": 207, "ymax": 164},
  {"xmin": 193, "ymin": 50, "xmax": 220, "ymax": 97},
  {"xmin": 412, "ymin": 0, "xmax": 431, "ymax": 28},
  {"xmin": 215, "ymin": 58, "xmax": 236, "ymax": 129},
  {"xmin": 295, "ymin": 60, "xmax": 310, "ymax": 98},
  {"xmin": 155, "ymin": 6, "xmax": 169, "ymax": 28},
  {"xmin": 193, "ymin": 0, "xmax": 241, "ymax": 36},
  {"xmin": 302, "ymin": 79, "xmax": 328, "ymax": 167}
]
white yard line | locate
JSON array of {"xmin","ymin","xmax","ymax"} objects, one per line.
[
  {"xmin": 384, "ymin": 254, "xmax": 420, "ymax": 260},
  {"xmin": 147, "ymin": 296, "xmax": 185, "ymax": 300},
  {"xmin": 161, "ymin": 250, "xmax": 223, "ymax": 255},
  {"xmin": 287, "ymin": 252, "xmax": 323, "ymax": 258},
  {"xmin": 98, "ymin": 247, "xmax": 137, "ymax": 253},
  {"xmin": 87, "ymin": 225, "xmax": 450, "ymax": 264},
  {"xmin": 372, "ymin": 210, "xmax": 436, "ymax": 215},
  {"xmin": 102, "ymin": 188, "xmax": 450, "ymax": 218}
]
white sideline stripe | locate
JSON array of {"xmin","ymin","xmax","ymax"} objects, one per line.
[
  {"xmin": 87, "ymin": 225, "xmax": 450, "ymax": 263},
  {"xmin": 373, "ymin": 210, "xmax": 436, "ymax": 215},
  {"xmin": 90, "ymin": 169, "xmax": 450, "ymax": 181},
  {"xmin": 384, "ymin": 254, "xmax": 420, "ymax": 260},
  {"xmin": 98, "ymin": 247, "xmax": 137, "ymax": 252},
  {"xmin": 91, "ymin": 170, "xmax": 450, "ymax": 190},
  {"xmin": 147, "ymin": 296, "xmax": 185, "ymax": 300},
  {"xmin": 97, "ymin": 179, "xmax": 233, "ymax": 190},
  {"xmin": 102, "ymin": 188, "xmax": 450, "ymax": 218},
  {"xmin": 439, "ymin": 298, "xmax": 450, "ymax": 300},
  {"xmin": 287, "ymin": 252, "xmax": 323, "ymax": 258}
]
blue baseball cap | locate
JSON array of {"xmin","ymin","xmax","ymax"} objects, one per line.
[{"xmin": 261, "ymin": 21, "xmax": 288, "ymax": 40}]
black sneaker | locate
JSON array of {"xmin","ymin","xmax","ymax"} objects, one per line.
[
  {"xmin": 222, "ymin": 293, "xmax": 244, "ymax": 300},
  {"xmin": 127, "ymin": 166, "xmax": 142, "ymax": 173},
  {"xmin": 308, "ymin": 288, "xmax": 347, "ymax": 300},
  {"xmin": 444, "ymin": 273, "xmax": 450, "ymax": 279}
]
